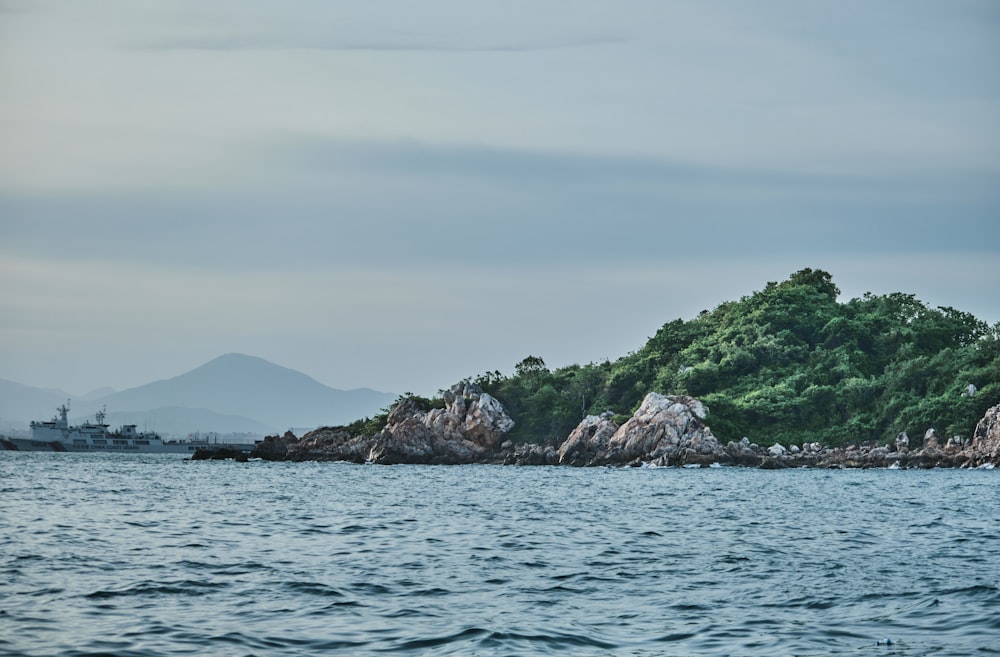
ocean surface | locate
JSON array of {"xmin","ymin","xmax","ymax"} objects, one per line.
[{"xmin": 2, "ymin": 453, "xmax": 998, "ymax": 657}]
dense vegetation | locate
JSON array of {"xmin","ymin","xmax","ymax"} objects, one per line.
[{"xmin": 466, "ymin": 269, "xmax": 1000, "ymax": 447}]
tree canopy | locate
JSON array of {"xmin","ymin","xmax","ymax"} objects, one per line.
[{"xmin": 467, "ymin": 269, "xmax": 999, "ymax": 447}]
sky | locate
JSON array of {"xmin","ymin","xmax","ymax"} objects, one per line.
[{"xmin": 1, "ymin": 0, "xmax": 998, "ymax": 398}]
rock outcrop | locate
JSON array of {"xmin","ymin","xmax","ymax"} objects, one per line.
[
  {"xmin": 557, "ymin": 393, "xmax": 725, "ymax": 466},
  {"xmin": 232, "ymin": 390, "xmax": 1000, "ymax": 470},
  {"xmin": 191, "ymin": 446, "xmax": 248, "ymax": 461},
  {"xmin": 713, "ymin": 405, "xmax": 1000, "ymax": 469},
  {"xmin": 557, "ymin": 412, "xmax": 618, "ymax": 466},
  {"xmin": 250, "ymin": 431, "xmax": 299, "ymax": 461},
  {"xmin": 287, "ymin": 427, "xmax": 372, "ymax": 463},
  {"xmin": 367, "ymin": 382, "xmax": 515, "ymax": 464},
  {"xmin": 968, "ymin": 403, "xmax": 1000, "ymax": 467},
  {"xmin": 895, "ymin": 432, "xmax": 910, "ymax": 452},
  {"xmin": 504, "ymin": 443, "xmax": 559, "ymax": 466}
]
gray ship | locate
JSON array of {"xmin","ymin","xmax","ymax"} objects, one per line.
[{"xmin": 1, "ymin": 403, "xmax": 253, "ymax": 454}]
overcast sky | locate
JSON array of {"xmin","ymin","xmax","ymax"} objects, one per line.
[{"xmin": 1, "ymin": 0, "xmax": 998, "ymax": 397}]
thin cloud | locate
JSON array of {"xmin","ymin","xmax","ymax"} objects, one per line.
[
  {"xmin": 265, "ymin": 136, "xmax": 998, "ymax": 201},
  {"xmin": 131, "ymin": 34, "xmax": 626, "ymax": 53}
]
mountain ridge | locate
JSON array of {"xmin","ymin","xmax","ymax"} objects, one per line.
[{"xmin": 1, "ymin": 354, "xmax": 397, "ymax": 435}]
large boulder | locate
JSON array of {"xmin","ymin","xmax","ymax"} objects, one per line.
[
  {"xmin": 190, "ymin": 446, "xmax": 247, "ymax": 461},
  {"xmin": 726, "ymin": 438, "xmax": 763, "ymax": 467},
  {"xmin": 251, "ymin": 431, "xmax": 299, "ymax": 461},
  {"xmin": 507, "ymin": 443, "xmax": 558, "ymax": 466},
  {"xmin": 367, "ymin": 382, "xmax": 514, "ymax": 464},
  {"xmin": 894, "ymin": 432, "xmax": 910, "ymax": 452},
  {"xmin": 968, "ymin": 403, "xmax": 1000, "ymax": 466},
  {"xmin": 287, "ymin": 427, "xmax": 373, "ymax": 463},
  {"xmin": 557, "ymin": 412, "xmax": 618, "ymax": 466},
  {"xmin": 565, "ymin": 393, "xmax": 725, "ymax": 466}
]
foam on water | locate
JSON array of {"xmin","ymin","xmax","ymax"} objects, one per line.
[{"xmin": 1, "ymin": 453, "xmax": 998, "ymax": 656}]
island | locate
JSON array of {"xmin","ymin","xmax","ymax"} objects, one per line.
[{"xmin": 217, "ymin": 269, "xmax": 999, "ymax": 468}]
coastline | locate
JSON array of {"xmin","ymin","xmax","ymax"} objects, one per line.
[{"xmin": 241, "ymin": 383, "xmax": 1000, "ymax": 469}]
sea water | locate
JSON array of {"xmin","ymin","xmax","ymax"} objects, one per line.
[{"xmin": 1, "ymin": 452, "xmax": 998, "ymax": 657}]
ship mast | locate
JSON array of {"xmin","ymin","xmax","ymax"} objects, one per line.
[{"xmin": 57, "ymin": 401, "xmax": 69, "ymax": 428}]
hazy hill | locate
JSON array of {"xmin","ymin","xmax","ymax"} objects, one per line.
[
  {"xmin": 90, "ymin": 353, "xmax": 396, "ymax": 431},
  {"xmin": 103, "ymin": 406, "xmax": 274, "ymax": 437},
  {"xmin": 1, "ymin": 354, "xmax": 397, "ymax": 435},
  {"xmin": 0, "ymin": 379, "xmax": 71, "ymax": 430}
]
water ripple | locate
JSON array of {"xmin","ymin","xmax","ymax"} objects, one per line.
[{"xmin": 1, "ymin": 455, "xmax": 998, "ymax": 656}]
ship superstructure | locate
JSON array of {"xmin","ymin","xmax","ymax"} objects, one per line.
[{"xmin": 2, "ymin": 402, "xmax": 252, "ymax": 454}]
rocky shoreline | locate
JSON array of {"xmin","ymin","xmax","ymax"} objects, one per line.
[{"xmin": 225, "ymin": 382, "xmax": 1000, "ymax": 469}]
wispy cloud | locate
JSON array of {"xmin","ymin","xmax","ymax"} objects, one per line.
[
  {"xmin": 2, "ymin": 0, "xmax": 998, "ymax": 394},
  {"xmin": 134, "ymin": 33, "xmax": 625, "ymax": 53},
  {"xmin": 266, "ymin": 135, "xmax": 1000, "ymax": 202}
]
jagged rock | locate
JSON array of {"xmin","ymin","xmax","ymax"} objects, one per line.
[
  {"xmin": 768, "ymin": 443, "xmax": 787, "ymax": 457},
  {"xmin": 968, "ymin": 403, "xmax": 1000, "ymax": 466},
  {"xmin": 191, "ymin": 446, "xmax": 247, "ymax": 461},
  {"xmin": 508, "ymin": 443, "xmax": 558, "ymax": 466},
  {"xmin": 584, "ymin": 393, "xmax": 724, "ymax": 466},
  {"xmin": 857, "ymin": 446, "xmax": 889, "ymax": 468},
  {"xmin": 250, "ymin": 431, "xmax": 298, "ymax": 461},
  {"xmin": 923, "ymin": 428, "xmax": 940, "ymax": 450},
  {"xmin": 367, "ymin": 382, "xmax": 515, "ymax": 464},
  {"xmin": 815, "ymin": 447, "xmax": 846, "ymax": 468},
  {"xmin": 895, "ymin": 432, "xmax": 910, "ymax": 452},
  {"xmin": 726, "ymin": 440, "xmax": 762, "ymax": 467},
  {"xmin": 289, "ymin": 427, "xmax": 373, "ymax": 463},
  {"xmin": 681, "ymin": 448, "xmax": 720, "ymax": 467},
  {"xmin": 558, "ymin": 411, "xmax": 618, "ymax": 466}
]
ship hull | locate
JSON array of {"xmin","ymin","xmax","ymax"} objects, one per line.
[
  {"xmin": 1, "ymin": 437, "xmax": 253, "ymax": 454},
  {"xmin": 8, "ymin": 403, "xmax": 256, "ymax": 455}
]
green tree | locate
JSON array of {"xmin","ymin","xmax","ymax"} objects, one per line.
[{"xmin": 451, "ymin": 270, "xmax": 999, "ymax": 448}]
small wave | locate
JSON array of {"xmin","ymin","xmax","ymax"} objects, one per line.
[
  {"xmin": 19, "ymin": 586, "xmax": 65, "ymax": 598},
  {"xmin": 382, "ymin": 607, "xmax": 439, "ymax": 618},
  {"xmin": 348, "ymin": 581, "xmax": 393, "ymax": 595},
  {"xmin": 64, "ymin": 648, "xmax": 159, "ymax": 657},
  {"xmin": 283, "ymin": 581, "xmax": 346, "ymax": 597},
  {"xmin": 204, "ymin": 631, "xmax": 372, "ymax": 652},
  {"xmin": 718, "ymin": 554, "xmax": 751, "ymax": 564},
  {"xmin": 478, "ymin": 629, "xmax": 619, "ymax": 651},
  {"xmin": 374, "ymin": 627, "xmax": 487, "ymax": 651},
  {"xmin": 122, "ymin": 520, "xmax": 159, "ymax": 528},
  {"xmin": 935, "ymin": 583, "xmax": 999, "ymax": 598},
  {"xmin": 402, "ymin": 587, "xmax": 450, "ymax": 597},
  {"xmin": 84, "ymin": 579, "xmax": 228, "ymax": 599},
  {"xmin": 652, "ymin": 630, "xmax": 697, "ymax": 642}
]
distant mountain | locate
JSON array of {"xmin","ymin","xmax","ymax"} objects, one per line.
[
  {"xmin": 0, "ymin": 379, "xmax": 71, "ymax": 430},
  {"xmin": 104, "ymin": 406, "xmax": 274, "ymax": 437},
  {"xmin": 89, "ymin": 353, "xmax": 396, "ymax": 432},
  {"xmin": 1, "ymin": 354, "xmax": 397, "ymax": 436},
  {"xmin": 79, "ymin": 387, "xmax": 116, "ymax": 401}
]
